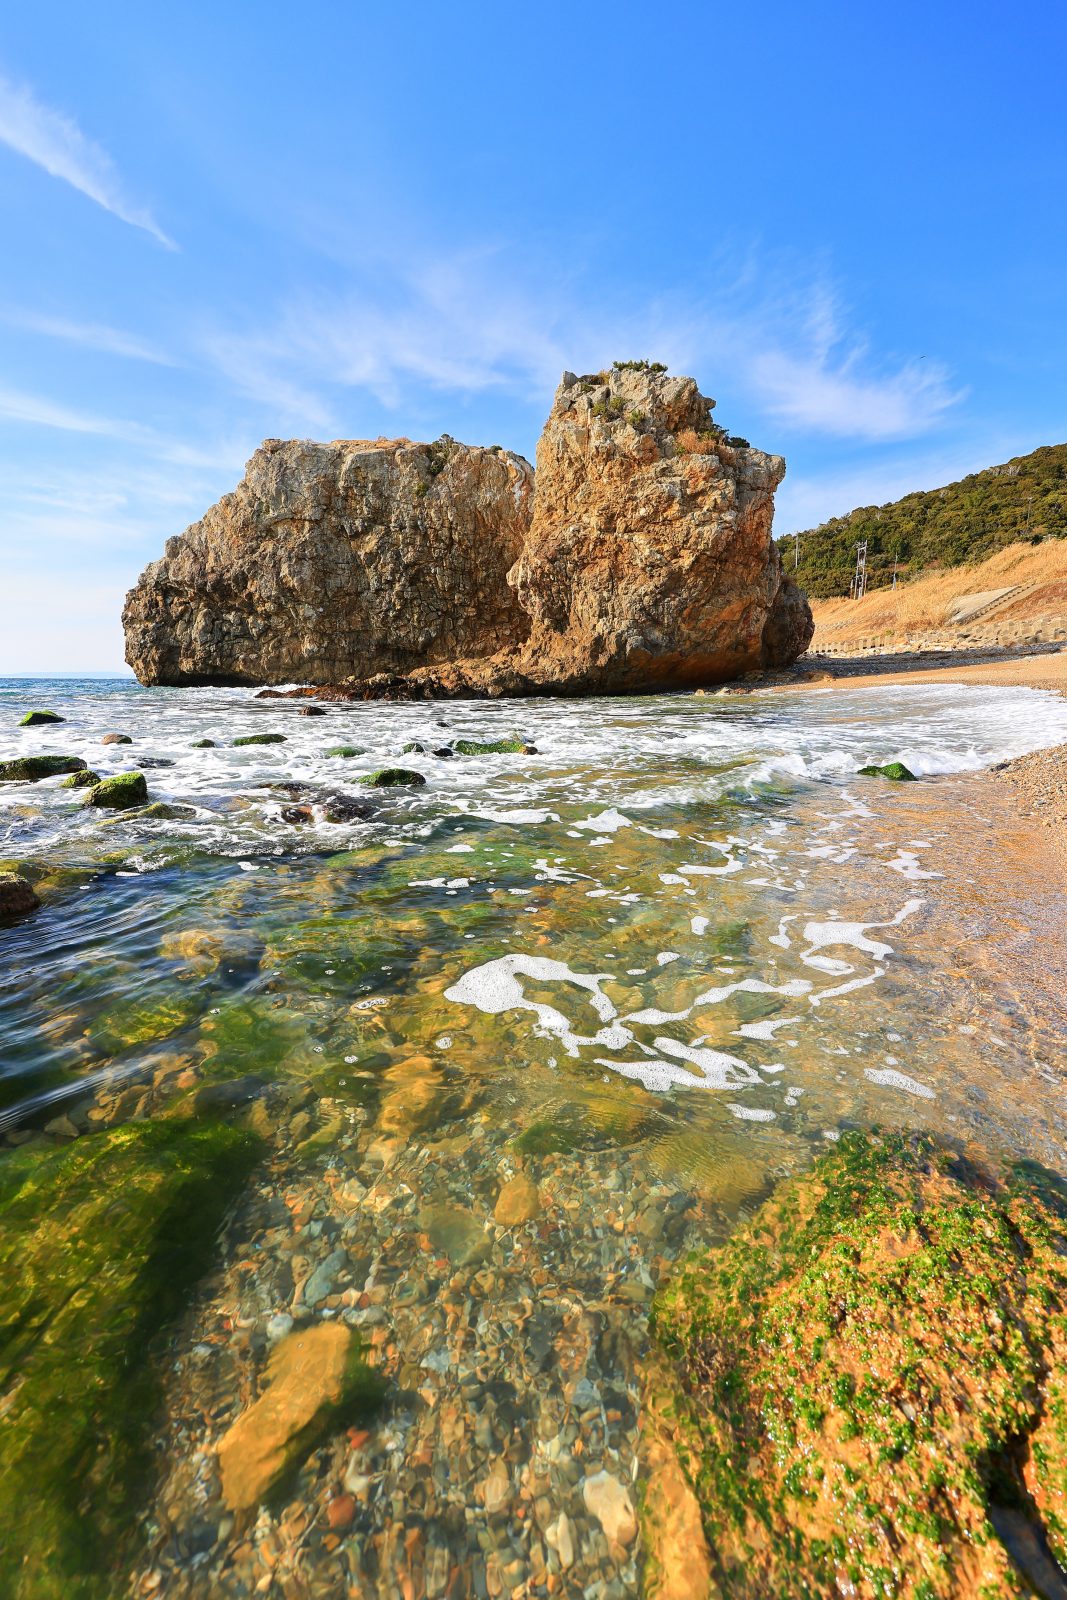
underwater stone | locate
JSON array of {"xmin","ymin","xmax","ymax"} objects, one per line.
[
  {"xmin": 0, "ymin": 755, "xmax": 87, "ymax": 782},
  {"xmin": 359, "ymin": 768, "xmax": 426, "ymax": 787},
  {"xmin": 85, "ymin": 772, "xmax": 149, "ymax": 809},
  {"xmin": 19, "ymin": 709, "xmax": 65, "ymax": 726},
  {"xmin": 216, "ymin": 1323, "xmax": 381, "ymax": 1512},
  {"xmin": 141, "ymin": 802, "xmax": 197, "ymax": 820}
]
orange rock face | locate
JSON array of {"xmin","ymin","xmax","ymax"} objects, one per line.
[{"xmin": 124, "ymin": 368, "xmax": 811, "ymax": 696}]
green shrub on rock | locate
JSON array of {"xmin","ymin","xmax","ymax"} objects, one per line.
[
  {"xmin": 358, "ymin": 768, "xmax": 426, "ymax": 787},
  {"xmin": 19, "ymin": 709, "xmax": 64, "ymax": 726},
  {"xmin": 649, "ymin": 1131, "xmax": 1067, "ymax": 1599},
  {"xmin": 0, "ymin": 755, "xmax": 86, "ymax": 783},
  {"xmin": 85, "ymin": 773, "xmax": 148, "ymax": 810}
]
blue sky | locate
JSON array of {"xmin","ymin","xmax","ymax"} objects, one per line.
[{"xmin": 1, "ymin": 1, "xmax": 1064, "ymax": 673}]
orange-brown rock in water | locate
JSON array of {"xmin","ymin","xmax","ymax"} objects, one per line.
[
  {"xmin": 124, "ymin": 368, "xmax": 812, "ymax": 695},
  {"xmin": 505, "ymin": 365, "xmax": 812, "ymax": 692},
  {"xmin": 123, "ymin": 436, "xmax": 534, "ymax": 686}
]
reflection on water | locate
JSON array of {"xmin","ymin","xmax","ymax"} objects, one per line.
[{"xmin": 2, "ymin": 676, "xmax": 1067, "ymax": 1595}]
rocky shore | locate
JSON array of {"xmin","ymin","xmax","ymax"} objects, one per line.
[{"xmin": 124, "ymin": 364, "xmax": 813, "ymax": 697}]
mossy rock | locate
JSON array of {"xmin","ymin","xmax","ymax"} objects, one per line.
[
  {"xmin": 191, "ymin": 738, "xmax": 216, "ymax": 748},
  {"xmin": 0, "ymin": 1119, "xmax": 262, "ymax": 1598},
  {"xmin": 324, "ymin": 745, "xmax": 363, "ymax": 758},
  {"xmin": 651, "ymin": 1131, "xmax": 1067, "ymax": 1598},
  {"xmin": 232, "ymin": 733, "xmax": 287, "ymax": 747},
  {"xmin": 0, "ymin": 874, "xmax": 40, "ymax": 916},
  {"xmin": 858, "ymin": 761, "xmax": 917, "ymax": 781},
  {"xmin": 358, "ymin": 768, "xmax": 426, "ymax": 787},
  {"xmin": 19, "ymin": 709, "xmax": 64, "ymax": 726},
  {"xmin": 452, "ymin": 737, "xmax": 534, "ymax": 755},
  {"xmin": 60, "ymin": 768, "xmax": 101, "ymax": 789},
  {"xmin": 85, "ymin": 773, "xmax": 148, "ymax": 810},
  {"xmin": 402, "ymin": 741, "xmax": 428, "ymax": 754},
  {"xmin": 141, "ymin": 801, "xmax": 197, "ymax": 821},
  {"xmin": 0, "ymin": 755, "xmax": 86, "ymax": 783}
]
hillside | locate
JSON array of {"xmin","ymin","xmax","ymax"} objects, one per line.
[
  {"xmin": 810, "ymin": 537, "xmax": 1067, "ymax": 655},
  {"xmin": 781, "ymin": 442, "xmax": 1067, "ymax": 597}
]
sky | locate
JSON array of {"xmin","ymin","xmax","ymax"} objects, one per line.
[{"xmin": 1, "ymin": 1, "xmax": 1065, "ymax": 673}]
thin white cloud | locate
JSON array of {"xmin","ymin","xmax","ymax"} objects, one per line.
[
  {"xmin": 0, "ymin": 72, "xmax": 175, "ymax": 249},
  {"xmin": 0, "ymin": 383, "xmax": 248, "ymax": 470},
  {"xmin": 4, "ymin": 308, "xmax": 177, "ymax": 365},
  {"xmin": 199, "ymin": 249, "xmax": 962, "ymax": 448}
]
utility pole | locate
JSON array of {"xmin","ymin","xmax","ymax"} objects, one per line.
[{"xmin": 850, "ymin": 540, "xmax": 868, "ymax": 601}]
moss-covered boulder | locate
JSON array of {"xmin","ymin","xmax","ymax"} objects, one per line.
[
  {"xmin": 0, "ymin": 755, "xmax": 87, "ymax": 783},
  {"xmin": 85, "ymin": 772, "xmax": 148, "ymax": 810},
  {"xmin": 19, "ymin": 709, "xmax": 64, "ymax": 726},
  {"xmin": 858, "ymin": 760, "xmax": 917, "ymax": 781},
  {"xmin": 358, "ymin": 767, "xmax": 426, "ymax": 787},
  {"xmin": 0, "ymin": 1119, "xmax": 261, "ymax": 1599},
  {"xmin": 141, "ymin": 801, "xmax": 197, "ymax": 820},
  {"xmin": 0, "ymin": 873, "xmax": 40, "ymax": 915},
  {"xmin": 453, "ymin": 737, "xmax": 535, "ymax": 755},
  {"xmin": 232, "ymin": 733, "xmax": 287, "ymax": 746},
  {"xmin": 324, "ymin": 745, "xmax": 363, "ymax": 758},
  {"xmin": 402, "ymin": 740, "xmax": 428, "ymax": 754},
  {"xmin": 100, "ymin": 733, "xmax": 133, "ymax": 745},
  {"xmin": 61, "ymin": 768, "xmax": 101, "ymax": 789},
  {"xmin": 650, "ymin": 1132, "xmax": 1067, "ymax": 1599},
  {"xmin": 191, "ymin": 738, "xmax": 215, "ymax": 748}
]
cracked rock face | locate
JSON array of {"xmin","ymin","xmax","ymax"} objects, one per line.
[
  {"xmin": 122, "ymin": 437, "xmax": 534, "ymax": 686},
  {"xmin": 124, "ymin": 371, "xmax": 812, "ymax": 695},
  {"xmin": 506, "ymin": 367, "xmax": 812, "ymax": 691}
]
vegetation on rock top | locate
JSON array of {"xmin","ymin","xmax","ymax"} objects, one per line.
[
  {"xmin": 650, "ymin": 1131, "xmax": 1067, "ymax": 1599},
  {"xmin": 780, "ymin": 441, "xmax": 1067, "ymax": 597}
]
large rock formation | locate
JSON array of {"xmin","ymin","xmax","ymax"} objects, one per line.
[
  {"xmin": 123, "ymin": 437, "xmax": 534, "ymax": 686},
  {"xmin": 125, "ymin": 368, "xmax": 812, "ymax": 695}
]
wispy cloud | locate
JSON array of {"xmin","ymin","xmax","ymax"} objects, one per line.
[
  {"xmin": 199, "ymin": 247, "xmax": 963, "ymax": 448},
  {"xmin": 4, "ymin": 307, "xmax": 177, "ymax": 365},
  {"xmin": 0, "ymin": 383, "xmax": 248, "ymax": 470},
  {"xmin": 0, "ymin": 72, "xmax": 175, "ymax": 249}
]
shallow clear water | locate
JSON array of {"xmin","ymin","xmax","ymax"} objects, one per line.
[
  {"xmin": 4, "ymin": 675, "xmax": 1067, "ymax": 1172},
  {"xmin": 5, "ymin": 675, "xmax": 1067, "ymax": 1594}
]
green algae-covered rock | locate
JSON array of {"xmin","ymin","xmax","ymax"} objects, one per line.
[
  {"xmin": 359, "ymin": 767, "xmax": 426, "ymax": 787},
  {"xmin": 19, "ymin": 709, "xmax": 64, "ymax": 726},
  {"xmin": 61, "ymin": 768, "xmax": 101, "ymax": 789},
  {"xmin": 191, "ymin": 738, "xmax": 216, "ymax": 748},
  {"xmin": 453, "ymin": 737, "xmax": 534, "ymax": 755},
  {"xmin": 85, "ymin": 772, "xmax": 148, "ymax": 810},
  {"xmin": 0, "ymin": 1119, "xmax": 262, "ymax": 1599},
  {"xmin": 324, "ymin": 745, "xmax": 363, "ymax": 758},
  {"xmin": 858, "ymin": 760, "xmax": 917, "ymax": 781},
  {"xmin": 402, "ymin": 740, "xmax": 428, "ymax": 754},
  {"xmin": 232, "ymin": 733, "xmax": 287, "ymax": 746},
  {"xmin": 0, "ymin": 755, "xmax": 86, "ymax": 783},
  {"xmin": 650, "ymin": 1131, "xmax": 1067, "ymax": 1599},
  {"xmin": 141, "ymin": 801, "xmax": 197, "ymax": 820}
]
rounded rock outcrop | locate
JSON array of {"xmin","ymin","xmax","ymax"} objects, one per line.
[{"xmin": 123, "ymin": 436, "xmax": 534, "ymax": 687}]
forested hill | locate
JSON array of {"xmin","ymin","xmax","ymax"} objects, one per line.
[{"xmin": 779, "ymin": 442, "xmax": 1067, "ymax": 598}]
